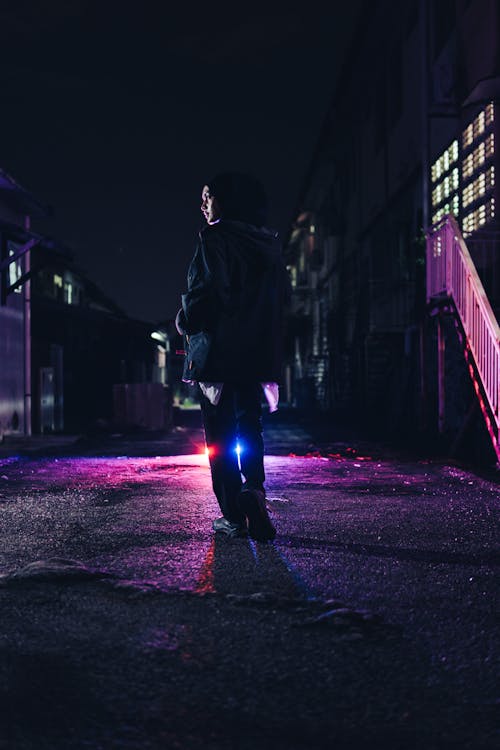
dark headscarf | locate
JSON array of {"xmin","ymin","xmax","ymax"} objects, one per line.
[{"xmin": 207, "ymin": 172, "xmax": 268, "ymax": 227}]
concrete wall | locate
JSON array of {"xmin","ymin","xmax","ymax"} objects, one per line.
[
  {"xmin": 0, "ymin": 200, "xmax": 28, "ymax": 438},
  {"xmin": 0, "ymin": 297, "xmax": 25, "ymax": 437}
]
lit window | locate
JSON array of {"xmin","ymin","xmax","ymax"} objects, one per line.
[
  {"xmin": 54, "ymin": 274, "xmax": 63, "ymax": 288},
  {"xmin": 460, "ymin": 103, "xmax": 496, "ymax": 236},
  {"xmin": 476, "ymin": 141, "xmax": 485, "ymax": 169},
  {"xmin": 486, "ymin": 133, "xmax": 495, "ymax": 158},
  {"xmin": 463, "ymin": 210, "xmax": 476, "ymax": 235},
  {"xmin": 473, "ymin": 110, "xmax": 485, "ymax": 138},
  {"xmin": 463, "ymin": 125, "xmax": 473, "ymax": 149},
  {"xmin": 463, "ymin": 153, "xmax": 474, "ymax": 178},
  {"xmin": 431, "ymin": 139, "xmax": 461, "ymax": 215},
  {"xmin": 64, "ymin": 281, "xmax": 73, "ymax": 305},
  {"xmin": 485, "ymin": 102, "xmax": 494, "ymax": 126},
  {"xmin": 8, "ymin": 244, "xmax": 22, "ymax": 293},
  {"xmin": 432, "ymin": 184, "xmax": 442, "ymax": 204}
]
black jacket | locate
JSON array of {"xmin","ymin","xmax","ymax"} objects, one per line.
[{"xmin": 179, "ymin": 220, "xmax": 289, "ymax": 383}]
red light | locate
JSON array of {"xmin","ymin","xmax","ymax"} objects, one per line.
[{"xmin": 195, "ymin": 539, "xmax": 216, "ymax": 594}]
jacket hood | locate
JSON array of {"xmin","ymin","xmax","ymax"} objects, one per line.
[
  {"xmin": 206, "ymin": 172, "xmax": 268, "ymax": 226},
  {"xmin": 201, "ymin": 219, "xmax": 281, "ymax": 268}
]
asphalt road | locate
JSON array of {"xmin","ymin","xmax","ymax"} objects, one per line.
[{"xmin": 0, "ymin": 418, "xmax": 499, "ymax": 749}]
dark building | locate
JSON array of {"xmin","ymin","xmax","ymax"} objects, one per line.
[
  {"xmin": 0, "ymin": 168, "xmax": 49, "ymax": 439},
  {"xmin": 30, "ymin": 253, "xmax": 169, "ymax": 434},
  {"xmin": 0, "ymin": 165, "xmax": 170, "ymax": 437},
  {"xmin": 284, "ymin": 0, "xmax": 500, "ymax": 463}
]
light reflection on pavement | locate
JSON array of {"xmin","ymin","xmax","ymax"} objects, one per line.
[
  {"xmin": 0, "ymin": 449, "xmax": 499, "ymax": 749},
  {"xmin": 1, "ymin": 451, "xmax": 499, "ymax": 604}
]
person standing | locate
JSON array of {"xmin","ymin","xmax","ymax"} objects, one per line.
[{"xmin": 176, "ymin": 173, "xmax": 288, "ymax": 541}]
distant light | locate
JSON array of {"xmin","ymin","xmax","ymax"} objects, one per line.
[
  {"xmin": 151, "ymin": 331, "xmax": 166, "ymax": 344},
  {"xmin": 235, "ymin": 442, "xmax": 243, "ymax": 457}
]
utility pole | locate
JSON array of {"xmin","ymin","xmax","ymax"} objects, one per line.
[
  {"xmin": 24, "ymin": 214, "xmax": 32, "ymax": 436},
  {"xmin": 421, "ymin": 0, "xmax": 430, "ymax": 232},
  {"xmin": 419, "ymin": 0, "xmax": 430, "ymax": 433}
]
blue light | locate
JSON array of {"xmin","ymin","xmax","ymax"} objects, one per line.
[{"xmin": 235, "ymin": 442, "xmax": 243, "ymax": 457}]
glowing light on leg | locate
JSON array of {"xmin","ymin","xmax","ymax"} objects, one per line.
[{"xmin": 235, "ymin": 441, "xmax": 243, "ymax": 471}]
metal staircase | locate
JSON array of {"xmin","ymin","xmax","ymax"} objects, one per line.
[{"xmin": 426, "ymin": 215, "xmax": 500, "ymax": 462}]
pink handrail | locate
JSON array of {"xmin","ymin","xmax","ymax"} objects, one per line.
[{"xmin": 426, "ymin": 215, "xmax": 500, "ymax": 453}]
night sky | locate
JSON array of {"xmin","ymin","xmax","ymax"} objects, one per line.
[{"xmin": 0, "ymin": 1, "xmax": 361, "ymax": 323}]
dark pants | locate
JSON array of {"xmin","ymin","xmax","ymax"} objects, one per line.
[{"xmin": 199, "ymin": 382, "xmax": 265, "ymax": 524}]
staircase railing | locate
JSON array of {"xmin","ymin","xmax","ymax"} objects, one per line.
[{"xmin": 426, "ymin": 214, "xmax": 500, "ymax": 459}]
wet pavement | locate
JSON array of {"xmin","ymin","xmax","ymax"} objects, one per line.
[{"xmin": 0, "ymin": 415, "xmax": 499, "ymax": 749}]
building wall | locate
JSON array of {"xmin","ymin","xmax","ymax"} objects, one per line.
[
  {"xmin": 285, "ymin": 0, "xmax": 500, "ymax": 448},
  {"xmin": 31, "ymin": 264, "xmax": 162, "ymax": 433},
  {"xmin": 459, "ymin": 0, "xmax": 499, "ymax": 94},
  {"xmin": 0, "ymin": 301, "xmax": 25, "ymax": 437},
  {"xmin": 0, "ymin": 216, "xmax": 27, "ymax": 438}
]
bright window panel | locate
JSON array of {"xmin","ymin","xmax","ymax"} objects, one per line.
[
  {"xmin": 8, "ymin": 247, "xmax": 22, "ymax": 292},
  {"xmin": 486, "ymin": 133, "xmax": 495, "ymax": 158},
  {"xmin": 463, "ymin": 125, "xmax": 473, "ymax": 149},
  {"xmin": 64, "ymin": 282, "xmax": 73, "ymax": 305},
  {"xmin": 463, "ymin": 154, "xmax": 474, "ymax": 179},
  {"xmin": 485, "ymin": 102, "xmax": 494, "ymax": 126},
  {"xmin": 473, "ymin": 110, "xmax": 485, "ymax": 138}
]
